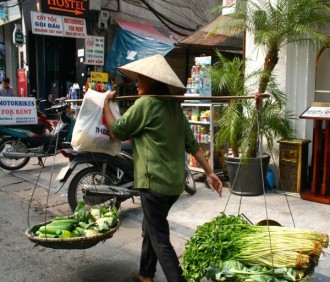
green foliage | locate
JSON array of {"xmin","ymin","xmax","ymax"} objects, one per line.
[
  {"xmin": 212, "ymin": 51, "xmax": 295, "ymax": 159},
  {"xmin": 211, "ymin": 0, "xmax": 330, "ymax": 93}
]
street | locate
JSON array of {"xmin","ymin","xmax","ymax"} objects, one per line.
[{"xmin": 1, "ymin": 155, "xmax": 330, "ymax": 281}]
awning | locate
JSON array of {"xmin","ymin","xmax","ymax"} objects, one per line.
[
  {"xmin": 178, "ymin": 15, "xmax": 243, "ymax": 51},
  {"xmin": 104, "ymin": 19, "xmax": 184, "ymax": 73}
]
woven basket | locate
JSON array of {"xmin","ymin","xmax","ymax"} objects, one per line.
[{"xmin": 25, "ymin": 219, "xmax": 120, "ymax": 250}]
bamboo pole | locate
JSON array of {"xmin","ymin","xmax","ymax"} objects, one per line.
[{"xmin": 65, "ymin": 94, "xmax": 270, "ymax": 104}]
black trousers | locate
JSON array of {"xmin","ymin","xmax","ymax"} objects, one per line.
[{"xmin": 139, "ymin": 190, "xmax": 186, "ymax": 282}]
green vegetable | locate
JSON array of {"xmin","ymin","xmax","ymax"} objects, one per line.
[
  {"xmin": 36, "ymin": 231, "xmax": 59, "ymax": 238},
  {"xmin": 182, "ymin": 212, "xmax": 329, "ymax": 282},
  {"xmin": 38, "ymin": 225, "xmax": 63, "ymax": 234}
]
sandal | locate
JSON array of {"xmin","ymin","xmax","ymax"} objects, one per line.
[{"xmin": 131, "ymin": 271, "xmax": 154, "ymax": 282}]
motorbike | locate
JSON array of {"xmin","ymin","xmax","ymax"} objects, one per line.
[
  {"xmin": 0, "ymin": 99, "xmax": 75, "ymax": 171},
  {"xmin": 57, "ymin": 141, "xmax": 196, "ymax": 212}
]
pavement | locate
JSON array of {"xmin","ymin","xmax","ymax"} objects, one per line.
[{"xmin": 1, "ymin": 154, "xmax": 330, "ymax": 281}]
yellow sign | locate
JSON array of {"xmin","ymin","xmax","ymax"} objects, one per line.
[{"xmin": 90, "ymin": 71, "xmax": 108, "ymax": 82}]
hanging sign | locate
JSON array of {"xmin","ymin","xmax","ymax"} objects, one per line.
[
  {"xmin": 85, "ymin": 36, "xmax": 104, "ymax": 65},
  {"xmin": 0, "ymin": 97, "xmax": 38, "ymax": 125},
  {"xmin": 13, "ymin": 24, "xmax": 24, "ymax": 47}
]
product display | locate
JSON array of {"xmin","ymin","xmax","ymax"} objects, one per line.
[
  {"xmin": 182, "ymin": 103, "xmax": 225, "ymax": 171},
  {"xmin": 185, "ymin": 56, "xmax": 212, "ymax": 97}
]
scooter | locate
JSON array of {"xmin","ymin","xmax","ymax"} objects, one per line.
[
  {"xmin": 0, "ymin": 99, "xmax": 75, "ymax": 171},
  {"xmin": 57, "ymin": 141, "xmax": 196, "ymax": 212}
]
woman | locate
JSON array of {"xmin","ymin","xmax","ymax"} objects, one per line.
[{"xmin": 103, "ymin": 54, "xmax": 222, "ymax": 282}]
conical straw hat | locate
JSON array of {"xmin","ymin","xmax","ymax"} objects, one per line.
[{"xmin": 118, "ymin": 54, "xmax": 185, "ymax": 89}]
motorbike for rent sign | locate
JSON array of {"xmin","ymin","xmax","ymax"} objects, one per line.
[{"xmin": 0, "ymin": 97, "xmax": 38, "ymax": 125}]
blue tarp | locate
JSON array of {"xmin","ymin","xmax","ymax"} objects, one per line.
[{"xmin": 104, "ymin": 26, "xmax": 176, "ymax": 74}]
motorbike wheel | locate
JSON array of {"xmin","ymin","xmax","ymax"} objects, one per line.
[
  {"xmin": 184, "ymin": 166, "xmax": 196, "ymax": 195},
  {"xmin": 0, "ymin": 138, "xmax": 30, "ymax": 171},
  {"xmin": 67, "ymin": 166, "xmax": 120, "ymax": 212}
]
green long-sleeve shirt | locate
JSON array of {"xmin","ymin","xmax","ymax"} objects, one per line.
[{"xmin": 111, "ymin": 96, "xmax": 199, "ymax": 196}]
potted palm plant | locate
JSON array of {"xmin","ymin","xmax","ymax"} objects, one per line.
[
  {"xmin": 212, "ymin": 51, "xmax": 295, "ymax": 195},
  {"xmin": 210, "ymin": 0, "xmax": 330, "ymax": 195}
]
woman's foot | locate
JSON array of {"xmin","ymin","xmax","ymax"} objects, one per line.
[{"xmin": 131, "ymin": 271, "xmax": 154, "ymax": 282}]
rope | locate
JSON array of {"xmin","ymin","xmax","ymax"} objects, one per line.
[
  {"xmin": 27, "ymin": 120, "xmax": 62, "ymax": 227},
  {"xmin": 222, "ymin": 104, "xmax": 297, "ymax": 275}
]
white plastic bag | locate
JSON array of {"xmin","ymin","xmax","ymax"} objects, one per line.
[{"xmin": 71, "ymin": 89, "xmax": 121, "ymax": 156}]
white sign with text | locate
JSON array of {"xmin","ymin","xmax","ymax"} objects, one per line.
[
  {"xmin": 31, "ymin": 11, "xmax": 86, "ymax": 38},
  {"xmin": 0, "ymin": 97, "xmax": 38, "ymax": 125},
  {"xmin": 85, "ymin": 36, "xmax": 105, "ymax": 66}
]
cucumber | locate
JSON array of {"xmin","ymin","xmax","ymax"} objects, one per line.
[
  {"xmin": 52, "ymin": 217, "xmax": 79, "ymax": 223},
  {"xmin": 38, "ymin": 225, "xmax": 61, "ymax": 234},
  {"xmin": 36, "ymin": 231, "xmax": 59, "ymax": 238}
]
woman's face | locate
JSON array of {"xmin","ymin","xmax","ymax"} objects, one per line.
[{"xmin": 136, "ymin": 74, "xmax": 159, "ymax": 95}]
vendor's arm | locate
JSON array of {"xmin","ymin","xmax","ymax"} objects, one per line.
[
  {"xmin": 103, "ymin": 90, "xmax": 117, "ymax": 138},
  {"xmin": 192, "ymin": 149, "xmax": 223, "ymax": 196}
]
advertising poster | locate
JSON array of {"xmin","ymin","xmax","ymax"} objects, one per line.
[
  {"xmin": 17, "ymin": 69, "xmax": 27, "ymax": 97},
  {"xmin": 0, "ymin": 97, "xmax": 38, "ymax": 125}
]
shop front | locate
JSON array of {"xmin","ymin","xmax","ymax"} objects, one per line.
[{"xmin": 21, "ymin": 0, "xmax": 99, "ymax": 100}]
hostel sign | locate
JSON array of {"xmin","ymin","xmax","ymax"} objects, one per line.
[{"xmin": 39, "ymin": 0, "xmax": 92, "ymax": 18}]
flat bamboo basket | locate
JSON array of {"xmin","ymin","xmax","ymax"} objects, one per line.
[{"xmin": 25, "ymin": 219, "xmax": 120, "ymax": 250}]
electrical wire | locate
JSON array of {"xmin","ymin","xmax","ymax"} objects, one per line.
[
  {"xmin": 152, "ymin": 0, "xmax": 203, "ymax": 27},
  {"xmin": 140, "ymin": 0, "xmax": 195, "ymax": 32}
]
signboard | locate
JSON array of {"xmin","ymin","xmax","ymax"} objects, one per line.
[
  {"xmin": 90, "ymin": 72, "xmax": 108, "ymax": 83},
  {"xmin": 0, "ymin": 97, "xmax": 38, "ymax": 125},
  {"xmin": 31, "ymin": 11, "xmax": 63, "ymax": 36},
  {"xmin": 63, "ymin": 16, "xmax": 87, "ymax": 38},
  {"xmin": 31, "ymin": 11, "xmax": 86, "ymax": 38},
  {"xmin": 85, "ymin": 36, "xmax": 104, "ymax": 65},
  {"xmin": 17, "ymin": 69, "xmax": 27, "ymax": 97},
  {"xmin": 39, "ymin": 0, "xmax": 93, "ymax": 19},
  {"xmin": 13, "ymin": 24, "xmax": 24, "ymax": 47},
  {"xmin": 300, "ymin": 102, "xmax": 330, "ymax": 120}
]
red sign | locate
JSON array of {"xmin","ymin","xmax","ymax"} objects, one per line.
[
  {"xmin": 40, "ymin": 0, "xmax": 93, "ymax": 19},
  {"xmin": 17, "ymin": 69, "xmax": 27, "ymax": 97}
]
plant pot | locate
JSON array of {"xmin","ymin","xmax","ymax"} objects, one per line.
[{"xmin": 225, "ymin": 153, "xmax": 270, "ymax": 196}]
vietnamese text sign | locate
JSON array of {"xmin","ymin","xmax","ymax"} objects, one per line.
[
  {"xmin": 31, "ymin": 11, "xmax": 63, "ymax": 36},
  {"xmin": 31, "ymin": 11, "xmax": 86, "ymax": 38},
  {"xmin": 85, "ymin": 36, "xmax": 104, "ymax": 65},
  {"xmin": 0, "ymin": 97, "xmax": 38, "ymax": 125}
]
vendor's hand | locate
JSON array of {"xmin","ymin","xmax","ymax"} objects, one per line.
[
  {"xmin": 206, "ymin": 172, "xmax": 223, "ymax": 197},
  {"xmin": 105, "ymin": 90, "xmax": 117, "ymax": 103}
]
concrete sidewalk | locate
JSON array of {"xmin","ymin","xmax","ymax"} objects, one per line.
[{"xmin": 1, "ymin": 155, "xmax": 330, "ymax": 281}]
